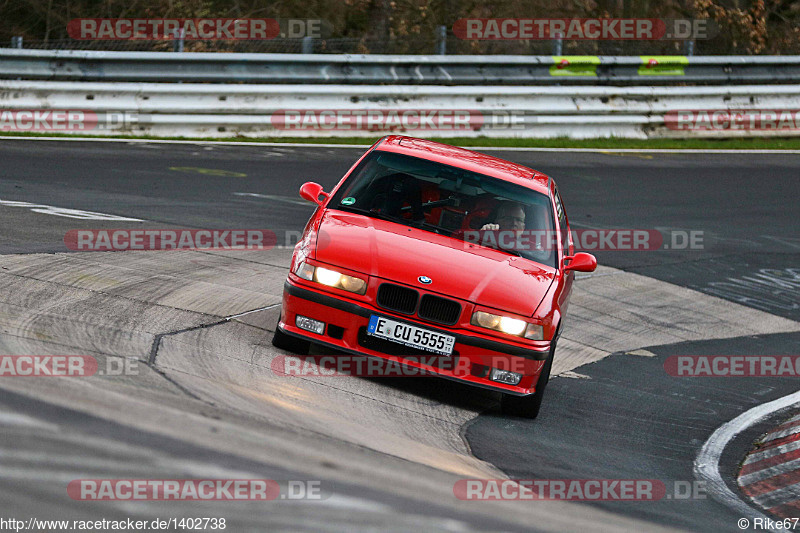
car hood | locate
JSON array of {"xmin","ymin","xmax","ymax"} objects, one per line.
[{"xmin": 313, "ymin": 210, "xmax": 555, "ymax": 317}]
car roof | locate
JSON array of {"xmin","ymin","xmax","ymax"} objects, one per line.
[{"xmin": 374, "ymin": 135, "xmax": 551, "ymax": 195}]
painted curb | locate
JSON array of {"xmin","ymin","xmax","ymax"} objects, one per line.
[{"xmin": 739, "ymin": 412, "xmax": 800, "ymax": 519}]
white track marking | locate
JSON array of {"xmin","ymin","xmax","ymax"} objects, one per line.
[
  {"xmin": 625, "ymin": 349, "xmax": 657, "ymax": 357},
  {"xmin": 0, "ymin": 412, "xmax": 58, "ymax": 431},
  {"xmin": 226, "ymin": 303, "xmax": 281, "ymax": 320},
  {"xmin": 233, "ymin": 192, "xmax": 311, "ymax": 206},
  {"xmin": 0, "ymin": 137, "xmax": 369, "ymax": 149},
  {"xmin": 2, "ymin": 136, "xmax": 800, "ymax": 154},
  {"xmin": 315, "ymin": 494, "xmax": 391, "ymax": 512},
  {"xmin": 0, "ymin": 467, "xmax": 85, "ymax": 483},
  {"xmin": 0, "ymin": 198, "xmax": 143, "ymax": 221},
  {"xmin": 739, "ymin": 457, "xmax": 800, "ymax": 486},
  {"xmin": 694, "ymin": 391, "xmax": 800, "ymax": 533},
  {"xmin": 0, "ymin": 450, "xmax": 158, "ymax": 470},
  {"xmin": 750, "ymin": 482, "xmax": 800, "ymax": 509},
  {"xmin": 764, "ymin": 425, "xmax": 800, "ymax": 443},
  {"xmin": 558, "ymin": 371, "xmax": 591, "ymax": 379},
  {"xmin": 745, "ymin": 440, "xmax": 800, "ymax": 465}
]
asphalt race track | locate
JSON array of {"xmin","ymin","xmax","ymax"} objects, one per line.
[{"xmin": 1, "ymin": 138, "xmax": 799, "ymax": 532}]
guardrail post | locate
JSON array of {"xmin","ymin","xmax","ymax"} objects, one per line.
[
  {"xmin": 11, "ymin": 36, "xmax": 23, "ymax": 49},
  {"xmin": 173, "ymin": 27, "xmax": 185, "ymax": 52},
  {"xmin": 436, "ymin": 25, "xmax": 447, "ymax": 55},
  {"xmin": 302, "ymin": 36, "xmax": 314, "ymax": 54},
  {"xmin": 552, "ymin": 34, "xmax": 563, "ymax": 55}
]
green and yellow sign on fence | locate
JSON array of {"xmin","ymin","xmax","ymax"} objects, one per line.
[
  {"xmin": 549, "ymin": 56, "xmax": 601, "ymax": 77},
  {"xmin": 638, "ymin": 56, "xmax": 688, "ymax": 76}
]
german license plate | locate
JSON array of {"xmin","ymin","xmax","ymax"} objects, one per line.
[{"xmin": 367, "ymin": 315, "xmax": 455, "ymax": 356}]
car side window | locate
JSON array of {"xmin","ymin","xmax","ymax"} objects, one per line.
[{"xmin": 553, "ymin": 188, "xmax": 569, "ymax": 260}]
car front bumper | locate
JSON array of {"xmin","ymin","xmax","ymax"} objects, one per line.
[{"xmin": 278, "ymin": 279, "xmax": 552, "ymax": 395}]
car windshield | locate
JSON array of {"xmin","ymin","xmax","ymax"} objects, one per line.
[{"xmin": 328, "ymin": 151, "xmax": 558, "ymax": 268}]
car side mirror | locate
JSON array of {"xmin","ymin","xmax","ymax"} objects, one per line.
[
  {"xmin": 299, "ymin": 182, "xmax": 329, "ymax": 206},
  {"xmin": 564, "ymin": 252, "xmax": 597, "ymax": 272}
]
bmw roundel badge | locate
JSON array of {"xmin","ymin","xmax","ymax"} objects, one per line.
[{"xmin": 418, "ymin": 276, "xmax": 432, "ymax": 284}]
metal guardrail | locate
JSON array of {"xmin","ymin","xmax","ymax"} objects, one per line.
[
  {"xmin": 2, "ymin": 48, "xmax": 800, "ymax": 85},
  {"xmin": 3, "ymin": 81, "xmax": 799, "ymax": 139}
]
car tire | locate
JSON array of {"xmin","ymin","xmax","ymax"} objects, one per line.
[
  {"xmin": 272, "ymin": 319, "xmax": 310, "ymax": 355},
  {"xmin": 500, "ymin": 336, "xmax": 556, "ymax": 419}
]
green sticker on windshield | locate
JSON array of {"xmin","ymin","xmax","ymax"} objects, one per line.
[{"xmin": 341, "ymin": 197, "xmax": 356, "ymax": 205}]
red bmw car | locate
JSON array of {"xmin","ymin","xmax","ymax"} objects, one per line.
[{"xmin": 273, "ymin": 136, "xmax": 596, "ymax": 418}]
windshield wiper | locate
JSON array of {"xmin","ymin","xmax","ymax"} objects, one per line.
[
  {"xmin": 463, "ymin": 236, "xmax": 522, "ymax": 257},
  {"xmin": 411, "ymin": 219, "xmax": 453, "ymax": 236},
  {"xmin": 481, "ymin": 244, "xmax": 522, "ymax": 257},
  {"xmin": 400, "ymin": 197, "xmax": 456, "ymax": 213},
  {"xmin": 333, "ymin": 204, "xmax": 412, "ymax": 226},
  {"xmin": 336, "ymin": 204, "xmax": 457, "ymax": 237}
]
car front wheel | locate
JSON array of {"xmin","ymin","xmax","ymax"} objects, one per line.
[
  {"xmin": 500, "ymin": 339, "xmax": 555, "ymax": 419},
  {"xmin": 271, "ymin": 318, "xmax": 310, "ymax": 355}
]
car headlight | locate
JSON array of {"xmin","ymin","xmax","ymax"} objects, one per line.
[
  {"xmin": 314, "ymin": 266, "xmax": 342, "ymax": 286},
  {"xmin": 471, "ymin": 311, "xmax": 543, "ymax": 340},
  {"xmin": 293, "ymin": 261, "xmax": 367, "ymax": 295}
]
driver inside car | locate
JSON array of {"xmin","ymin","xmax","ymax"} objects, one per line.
[
  {"xmin": 481, "ymin": 201, "xmax": 526, "ymax": 233},
  {"xmin": 478, "ymin": 201, "xmax": 550, "ymax": 255}
]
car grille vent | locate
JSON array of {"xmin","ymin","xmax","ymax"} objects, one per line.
[
  {"xmin": 417, "ymin": 294, "xmax": 461, "ymax": 325},
  {"xmin": 376, "ymin": 283, "xmax": 418, "ymax": 314}
]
